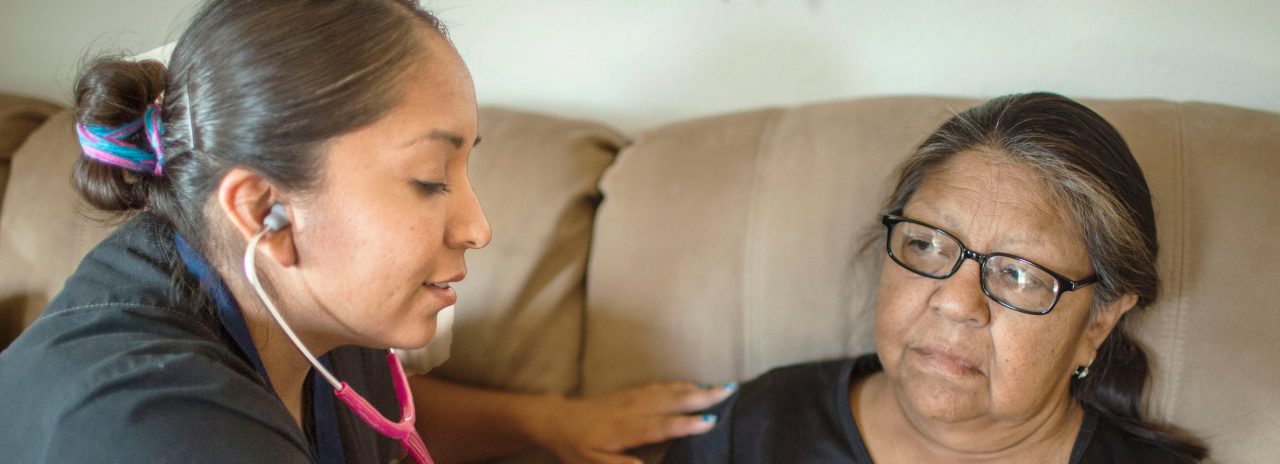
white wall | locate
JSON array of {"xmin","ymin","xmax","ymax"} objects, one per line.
[
  {"xmin": 0, "ymin": 0, "xmax": 199, "ymax": 104},
  {"xmin": 4, "ymin": 0, "xmax": 1277, "ymax": 132}
]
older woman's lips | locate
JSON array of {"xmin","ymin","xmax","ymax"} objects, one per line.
[{"xmin": 913, "ymin": 346, "xmax": 981, "ymax": 377}]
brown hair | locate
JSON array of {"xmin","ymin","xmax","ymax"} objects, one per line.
[
  {"xmin": 73, "ymin": 0, "xmax": 447, "ymax": 255},
  {"xmin": 881, "ymin": 92, "xmax": 1207, "ymax": 460}
]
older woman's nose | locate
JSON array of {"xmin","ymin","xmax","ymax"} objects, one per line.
[
  {"xmin": 448, "ymin": 184, "xmax": 492, "ymax": 250},
  {"xmin": 929, "ymin": 259, "xmax": 991, "ymax": 326}
]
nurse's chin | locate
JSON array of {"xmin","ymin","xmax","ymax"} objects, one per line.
[{"xmin": 387, "ymin": 317, "xmax": 438, "ymax": 351}]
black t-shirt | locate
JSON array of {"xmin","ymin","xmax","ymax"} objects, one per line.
[
  {"xmin": 0, "ymin": 214, "xmax": 404, "ymax": 463},
  {"xmin": 663, "ymin": 354, "xmax": 1193, "ymax": 463}
]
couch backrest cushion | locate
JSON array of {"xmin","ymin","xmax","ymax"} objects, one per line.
[
  {"xmin": 0, "ymin": 110, "xmax": 114, "ymax": 347},
  {"xmin": 0, "ymin": 94, "xmax": 63, "ymax": 219},
  {"xmin": 428, "ymin": 107, "xmax": 624, "ymax": 395},
  {"xmin": 583, "ymin": 96, "xmax": 1280, "ymax": 463}
]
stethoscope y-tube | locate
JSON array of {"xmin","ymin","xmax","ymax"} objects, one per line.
[{"xmin": 244, "ymin": 204, "xmax": 434, "ymax": 464}]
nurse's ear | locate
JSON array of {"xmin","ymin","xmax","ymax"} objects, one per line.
[{"xmin": 216, "ymin": 167, "xmax": 298, "ymax": 267}]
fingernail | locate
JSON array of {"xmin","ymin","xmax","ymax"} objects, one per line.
[
  {"xmin": 722, "ymin": 382, "xmax": 738, "ymax": 392},
  {"xmin": 701, "ymin": 414, "xmax": 718, "ymax": 424},
  {"xmin": 698, "ymin": 383, "xmax": 713, "ymax": 389}
]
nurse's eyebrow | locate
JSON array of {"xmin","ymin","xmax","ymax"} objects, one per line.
[{"xmin": 404, "ymin": 129, "xmax": 482, "ymax": 150}]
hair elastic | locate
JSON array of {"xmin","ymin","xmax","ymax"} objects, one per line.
[{"xmin": 76, "ymin": 103, "xmax": 166, "ymax": 176}]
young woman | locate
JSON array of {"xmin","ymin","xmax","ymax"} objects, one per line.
[{"xmin": 0, "ymin": 1, "xmax": 729, "ymax": 462}]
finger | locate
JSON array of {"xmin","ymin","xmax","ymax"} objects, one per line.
[
  {"xmin": 652, "ymin": 381, "xmax": 738, "ymax": 414},
  {"xmin": 615, "ymin": 413, "xmax": 720, "ymax": 449}
]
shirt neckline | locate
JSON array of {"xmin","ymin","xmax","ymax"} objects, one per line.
[{"xmin": 837, "ymin": 354, "xmax": 1096, "ymax": 463}]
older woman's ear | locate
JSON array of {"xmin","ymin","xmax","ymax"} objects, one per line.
[{"xmin": 1079, "ymin": 292, "xmax": 1140, "ymax": 363}]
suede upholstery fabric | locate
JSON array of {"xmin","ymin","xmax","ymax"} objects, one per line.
[
  {"xmin": 583, "ymin": 97, "xmax": 1280, "ymax": 464},
  {"xmin": 0, "ymin": 110, "xmax": 114, "ymax": 347},
  {"xmin": 429, "ymin": 107, "xmax": 624, "ymax": 397},
  {"xmin": 0, "ymin": 94, "xmax": 63, "ymax": 219}
]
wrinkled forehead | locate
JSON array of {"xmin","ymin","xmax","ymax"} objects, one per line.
[{"xmin": 904, "ymin": 150, "xmax": 1090, "ymax": 266}]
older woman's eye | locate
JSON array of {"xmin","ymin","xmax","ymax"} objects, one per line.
[
  {"xmin": 413, "ymin": 180, "xmax": 451, "ymax": 196},
  {"xmin": 905, "ymin": 238, "xmax": 932, "ymax": 252},
  {"xmin": 904, "ymin": 235, "xmax": 949, "ymax": 258},
  {"xmin": 998, "ymin": 264, "xmax": 1046, "ymax": 291}
]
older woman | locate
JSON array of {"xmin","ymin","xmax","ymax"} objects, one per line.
[{"xmin": 663, "ymin": 93, "xmax": 1207, "ymax": 463}]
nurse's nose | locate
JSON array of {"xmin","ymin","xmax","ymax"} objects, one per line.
[{"xmin": 448, "ymin": 181, "xmax": 491, "ymax": 250}]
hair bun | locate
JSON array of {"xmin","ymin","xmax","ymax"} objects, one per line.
[
  {"xmin": 75, "ymin": 58, "xmax": 166, "ymax": 126},
  {"xmin": 72, "ymin": 58, "xmax": 168, "ymax": 213}
]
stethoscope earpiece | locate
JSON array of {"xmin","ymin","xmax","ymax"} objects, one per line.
[{"xmin": 263, "ymin": 203, "xmax": 291, "ymax": 232}]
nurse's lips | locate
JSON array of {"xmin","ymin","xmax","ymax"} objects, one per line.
[
  {"xmin": 422, "ymin": 273, "xmax": 464, "ymax": 307},
  {"xmin": 913, "ymin": 344, "xmax": 982, "ymax": 377}
]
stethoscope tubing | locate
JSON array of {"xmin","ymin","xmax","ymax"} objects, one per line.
[
  {"xmin": 244, "ymin": 228, "xmax": 343, "ymax": 389},
  {"xmin": 243, "ymin": 227, "xmax": 434, "ymax": 464}
]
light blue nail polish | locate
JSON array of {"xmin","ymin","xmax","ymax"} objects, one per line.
[
  {"xmin": 722, "ymin": 382, "xmax": 739, "ymax": 392},
  {"xmin": 701, "ymin": 414, "xmax": 718, "ymax": 424},
  {"xmin": 698, "ymin": 383, "xmax": 713, "ymax": 389}
]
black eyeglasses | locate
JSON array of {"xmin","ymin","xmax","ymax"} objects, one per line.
[{"xmin": 881, "ymin": 214, "xmax": 1098, "ymax": 315}]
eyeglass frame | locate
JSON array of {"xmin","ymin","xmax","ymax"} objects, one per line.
[{"xmin": 880, "ymin": 213, "xmax": 1099, "ymax": 316}]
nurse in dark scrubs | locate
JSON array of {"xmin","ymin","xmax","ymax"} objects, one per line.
[{"xmin": 0, "ymin": 1, "xmax": 730, "ymax": 462}]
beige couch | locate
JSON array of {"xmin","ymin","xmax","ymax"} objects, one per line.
[{"xmin": 1, "ymin": 93, "xmax": 1276, "ymax": 463}]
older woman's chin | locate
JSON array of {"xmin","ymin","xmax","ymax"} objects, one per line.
[
  {"xmin": 894, "ymin": 358, "xmax": 992, "ymax": 422},
  {"xmin": 896, "ymin": 379, "xmax": 992, "ymax": 422}
]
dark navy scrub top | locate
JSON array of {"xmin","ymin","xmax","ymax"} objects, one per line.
[{"xmin": 0, "ymin": 213, "xmax": 405, "ymax": 463}]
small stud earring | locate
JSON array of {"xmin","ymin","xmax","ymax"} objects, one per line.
[{"xmin": 1073, "ymin": 364, "xmax": 1090, "ymax": 380}]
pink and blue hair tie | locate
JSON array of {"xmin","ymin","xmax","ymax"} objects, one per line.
[{"xmin": 75, "ymin": 103, "xmax": 167, "ymax": 176}]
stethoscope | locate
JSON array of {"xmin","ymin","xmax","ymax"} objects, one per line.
[{"xmin": 244, "ymin": 204, "xmax": 434, "ymax": 464}]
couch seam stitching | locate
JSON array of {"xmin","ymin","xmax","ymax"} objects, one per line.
[
  {"xmin": 1168, "ymin": 102, "xmax": 1188, "ymax": 421},
  {"xmin": 574, "ymin": 127, "xmax": 626, "ymax": 396},
  {"xmin": 741, "ymin": 109, "xmax": 783, "ymax": 380}
]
